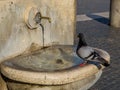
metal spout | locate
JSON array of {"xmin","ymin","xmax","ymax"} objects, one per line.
[{"xmin": 35, "ymin": 12, "xmax": 51, "ymax": 24}]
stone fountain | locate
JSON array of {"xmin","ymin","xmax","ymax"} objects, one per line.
[{"xmin": 0, "ymin": 0, "xmax": 109, "ymax": 90}]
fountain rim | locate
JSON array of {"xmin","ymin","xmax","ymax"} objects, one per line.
[
  {"xmin": 1, "ymin": 62, "xmax": 100, "ymax": 85},
  {"xmin": 0, "ymin": 46, "xmax": 107, "ymax": 85}
]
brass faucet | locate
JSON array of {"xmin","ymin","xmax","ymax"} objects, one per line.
[
  {"xmin": 35, "ymin": 12, "xmax": 51, "ymax": 24},
  {"xmin": 40, "ymin": 16, "xmax": 51, "ymax": 23}
]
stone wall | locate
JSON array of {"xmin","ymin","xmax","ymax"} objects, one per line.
[{"xmin": 0, "ymin": 0, "xmax": 76, "ymax": 63}]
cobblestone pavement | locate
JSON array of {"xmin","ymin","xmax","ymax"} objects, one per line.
[
  {"xmin": 77, "ymin": 0, "xmax": 120, "ymax": 90},
  {"xmin": 76, "ymin": 18, "xmax": 120, "ymax": 90}
]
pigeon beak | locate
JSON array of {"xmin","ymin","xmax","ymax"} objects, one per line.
[
  {"xmin": 77, "ymin": 34, "xmax": 79, "ymax": 38},
  {"xmin": 77, "ymin": 35, "xmax": 80, "ymax": 40}
]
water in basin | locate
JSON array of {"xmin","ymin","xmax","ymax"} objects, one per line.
[{"xmin": 5, "ymin": 45, "xmax": 83, "ymax": 72}]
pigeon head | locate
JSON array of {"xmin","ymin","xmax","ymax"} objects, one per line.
[
  {"xmin": 77, "ymin": 33, "xmax": 87, "ymax": 47},
  {"xmin": 77, "ymin": 33, "xmax": 84, "ymax": 38}
]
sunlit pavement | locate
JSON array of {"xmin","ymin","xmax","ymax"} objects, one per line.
[{"xmin": 77, "ymin": 0, "xmax": 120, "ymax": 90}]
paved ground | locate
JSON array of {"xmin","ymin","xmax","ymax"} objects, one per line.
[
  {"xmin": 77, "ymin": 0, "xmax": 110, "ymax": 15},
  {"xmin": 77, "ymin": 0, "xmax": 120, "ymax": 90}
]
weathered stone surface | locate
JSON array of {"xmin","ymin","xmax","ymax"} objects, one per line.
[
  {"xmin": 6, "ymin": 71, "xmax": 102, "ymax": 90},
  {"xmin": 0, "ymin": 0, "xmax": 76, "ymax": 63},
  {"xmin": 1, "ymin": 46, "xmax": 101, "ymax": 85},
  {"xmin": 110, "ymin": 0, "xmax": 120, "ymax": 27},
  {"xmin": 0, "ymin": 74, "xmax": 8, "ymax": 90}
]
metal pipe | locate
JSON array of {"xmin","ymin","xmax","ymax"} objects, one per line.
[{"xmin": 34, "ymin": 12, "xmax": 51, "ymax": 47}]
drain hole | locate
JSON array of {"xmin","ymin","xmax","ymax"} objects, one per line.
[{"xmin": 56, "ymin": 59, "xmax": 64, "ymax": 64}]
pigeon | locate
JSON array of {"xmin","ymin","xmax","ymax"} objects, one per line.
[{"xmin": 76, "ymin": 33, "xmax": 110, "ymax": 69}]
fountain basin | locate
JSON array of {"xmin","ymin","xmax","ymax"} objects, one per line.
[{"xmin": 1, "ymin": 46, "xmax": 102, "ymax": 90}]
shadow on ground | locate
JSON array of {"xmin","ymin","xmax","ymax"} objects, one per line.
[{"xmin": 86, "ymin": 14, "xmax": 110, "ymax": 25}]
